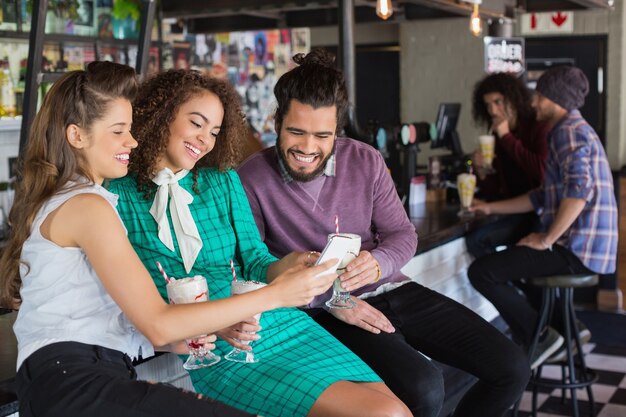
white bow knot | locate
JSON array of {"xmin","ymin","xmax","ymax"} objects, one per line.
[{"xmin": 150, "ymin": 168, "xmax": 202, "ymax": 273}]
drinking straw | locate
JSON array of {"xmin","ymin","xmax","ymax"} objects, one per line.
[
  {"xmin": 156, "ymin": 261, "xmax": 170, "ymax": 284},
  {"xmin": 230, "ymin": 259, "xmax": 237, "ymax": 281},
  {"xmin": 335, "ymin": 214, "xmax": 339, "ymax": 234}
]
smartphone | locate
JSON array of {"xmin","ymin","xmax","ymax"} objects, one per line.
[{"xmin": 314, "ymin": 234, "xmax": 353, "ymax": 278}]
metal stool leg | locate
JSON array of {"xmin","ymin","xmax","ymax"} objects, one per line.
[
  {"xmin": 562, "ymin": 288, "xmax": 579, "ymax": 417},
  {"xmin": 565, "ymin": 288, "xmax": 596, "ymax": 417},
  {"xmin": 531, "ymin": 288, "xmax": 554, "ymax": 416}
]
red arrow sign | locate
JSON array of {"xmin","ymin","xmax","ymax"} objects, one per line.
[{"xmin": 552, "ymin": 12, "xmax": 568, "ymax": 27}]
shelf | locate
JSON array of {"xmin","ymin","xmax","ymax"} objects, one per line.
[
  {"xmin": 0, "ymin": 118, "xmax": 21, "ymax": 133},
  {"xmin": 0, "ymin": 30, "xmax": 160, "ymax": 47}
]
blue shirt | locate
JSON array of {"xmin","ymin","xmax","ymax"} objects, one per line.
[{"xmin": 529, "ymin": 110, "xmax": 617, "ymax": 274}]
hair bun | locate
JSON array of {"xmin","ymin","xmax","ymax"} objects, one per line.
[{"xmin": 293, "ymin": 48, "xmax": 336, "ymax": 68}]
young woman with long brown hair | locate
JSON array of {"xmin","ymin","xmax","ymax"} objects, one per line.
[{"xmin": 0, "ymin": 61, "xmax": 336, "ymax": 417}]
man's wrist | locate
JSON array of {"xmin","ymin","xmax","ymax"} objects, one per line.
[{"xmin": 540, "ymin": 237, "xmax": 553, "ymax": 251}]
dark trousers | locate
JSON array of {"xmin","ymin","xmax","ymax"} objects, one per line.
[
  {"xmin": 16, "ymin": 342, "xmax": 252, "ymax": 417},
  {"xmin": 465, "ymin": 212, "xmax": 539, "ymax": 259},
  {"xmin": 312, "ymin": 282, "xmax": 530, "ymax": 417},
  {"xmin": 468, "ymin": 245, "xmax": 593, "ymax": 348}
]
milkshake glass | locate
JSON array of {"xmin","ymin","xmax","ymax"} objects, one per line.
[
  {"xmin": 325, "ymin": 233, "xmax": 361, "ymax": 309},
  {"xmin": 224, "ymin": 280, "xmax": 267, "ymax": 363},
  {"xmin": 166, "ymin": 275, "xmax": 221, "ymax": 369},
  {"xmin": 457, "ymin": 173, "xmax": 477, "ymax": 217},
  {"xmin": 479, "ymin": 134, "xmax": 495, "ymax": 174}
]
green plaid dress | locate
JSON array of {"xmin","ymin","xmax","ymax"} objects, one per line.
[{"xmin": 109, "ymin": 169, "xmax": 380, "ymax": 417}]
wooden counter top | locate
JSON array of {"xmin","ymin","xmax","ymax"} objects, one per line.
[{"xmin": 410, "ymin": 201, "xmax": 500, "ymax": 255}]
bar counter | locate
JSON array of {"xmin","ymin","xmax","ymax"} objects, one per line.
[{"xmin": 411, "ymin": 201, "xmax": 499, "ymax": 255}]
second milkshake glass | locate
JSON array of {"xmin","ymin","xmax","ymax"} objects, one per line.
[{"xmin": 325, "ymin": 233, "xmax": 361, "ymax": 309}]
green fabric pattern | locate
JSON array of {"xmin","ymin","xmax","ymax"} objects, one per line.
[{"xmin": 109, "ymin": 168, "xmax": 380, "ymax": 417}]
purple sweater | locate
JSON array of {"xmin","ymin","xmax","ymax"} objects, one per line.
[{"xmin": 238, "ymin": 137, "xmax": 418, "ymax": 307}]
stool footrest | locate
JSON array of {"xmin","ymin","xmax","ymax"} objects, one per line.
[{"xmin": 531, "ymin": 368, "xmax": 597, "ymax": 391}]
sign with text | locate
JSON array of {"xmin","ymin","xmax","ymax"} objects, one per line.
[
  {"xmin": 484, "ymin": 37, "xmax": 525, "ymax": 76},
  {"xmin": 520, "ymin": 11, "xmax": 574, "ymax": 35}
]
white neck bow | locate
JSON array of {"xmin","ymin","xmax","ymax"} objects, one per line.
[{"xmin": 150, "ymin": 168, "xmax": 202, "ymax": 273}]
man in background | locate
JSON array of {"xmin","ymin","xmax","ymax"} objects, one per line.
[{"xmin": 468, "ymin": 66, "xmax": 618, "ymax": 369}]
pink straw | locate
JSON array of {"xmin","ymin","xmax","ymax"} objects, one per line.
[
  {"xmin": 230, "ymin": 259, "xmax": 237, "ymax": 281},
  {"xmin": 335, "ymin": 214, "xmax": 339, "ymax": 234},
  {"xmin": 156, "ymin": 261, "xmax": 170, "ymax": 284}
]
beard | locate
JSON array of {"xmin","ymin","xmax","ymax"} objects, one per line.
[{"xmin": 276, "ymin": 134, "xmax": 335, "ymax": 182}]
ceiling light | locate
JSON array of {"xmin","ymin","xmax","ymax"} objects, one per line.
[
  {"xmin": 462, "ymin": 0, "xmax": 483, "ymax": 37},
  {"xmin": 470, "ymin": 3, "xmax": 483, "ymax": 37},
  {"xmin": 376, "ymin": 0, "xmax": 393, "ymax": 20}
]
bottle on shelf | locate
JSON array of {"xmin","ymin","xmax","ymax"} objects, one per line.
[{"xmin": 0, "ymin": 58, "xmax": 16, "ymax": 118}]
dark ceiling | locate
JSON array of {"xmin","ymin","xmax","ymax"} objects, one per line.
[{"xmin": 160, "ymin": 0, "xmax": 612, "ymax": 34}]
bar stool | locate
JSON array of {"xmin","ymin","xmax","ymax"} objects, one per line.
[{"xmin": 526, "ymin": 274, "xmax": 598, "ymax": 417}]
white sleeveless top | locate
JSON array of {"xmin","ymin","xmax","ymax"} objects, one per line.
[{"xmin": 14, "ymin": 182, "xmax": 154, "ymax": 370}]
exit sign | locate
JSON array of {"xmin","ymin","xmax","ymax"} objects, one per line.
[{"xmin": 520, "ymin": 11, "xmax": 574, "ymax": 35}]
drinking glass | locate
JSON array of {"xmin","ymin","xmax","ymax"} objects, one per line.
[
  {"xmin": 457, "ymin": 173, "xmax": 477, "ymax": 218},
  {"xmin": 479, "ymin": 134, "xmax": 496, "ymax": 174},
  {"xmin": 224, "ymin": 280, "xmax": 267, "ymax": 363},
  {"xmin": 166, "ymin": 275, "xmax": 221, "ymax": 369},
  {"xmin": 325, "ymin": 233, "xmax": 361, "ymax": 309}
]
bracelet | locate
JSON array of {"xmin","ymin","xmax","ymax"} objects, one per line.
[
  {"xmin": 374, "ymin": 261, "xmax": 381, "ymax": 282},
  {"xmin": 541, "ymin": 238, "xmax": 553, "ymax": 251}
]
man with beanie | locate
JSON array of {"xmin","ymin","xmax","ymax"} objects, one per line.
[{"xmin": 468, "ymin": 65, "xmax": 618, "ymax": 369}]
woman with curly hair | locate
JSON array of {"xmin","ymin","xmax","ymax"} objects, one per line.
[
  {"xmin": 108, "ymin": 69, "xmax": 411, "ymax": 417},
  {"xmin": 466, "ymin": 72, "xmax": 550, "ymax": 259},
  {"xmin": 1, "ymin": 61, "xmax": 337, "ymax": 417}
]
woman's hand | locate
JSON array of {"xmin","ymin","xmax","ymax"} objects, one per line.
[
  {"xmin": 287, "ymin": 250, "xmax": 320, "ymax": 267},
  {"xmin": 162, "ymin": 334, "xmax": 217, "ymax": 354},
  {"xmin": 216, "ymin": 318, "xmax": 261, "ymax": 350},
  {"xmin": 267, "ymin": 251, "xmax": 320, "ymax": 282},
  {"xmin": 268, "ymin": 260, "xmax": 337, "ymax": 308}
]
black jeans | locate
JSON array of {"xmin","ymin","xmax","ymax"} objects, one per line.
[
  {"xmin": 312, "ymin": 282, "xmax": 530, "ymax": 417},
  {"xmin": 468, "ymin": 245, "xmax": 593, "ymax": 347},
  {"xmin": 16, "ymin": 342, "xmax": 252, "ymax": 417},
  {"xmin": 465, "ymin": 212, "xmax": 539, "ymax": 259}
]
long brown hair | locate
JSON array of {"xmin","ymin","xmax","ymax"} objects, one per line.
[
  {"xmin": 129, "ymin": 69, "xmax": 246, "ymax": 198},
  {"xmin": 0, "ymin": 61, "xmax": 137, "ymax": 309}
]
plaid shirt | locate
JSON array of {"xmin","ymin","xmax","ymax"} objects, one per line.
[{"xmin": 529, "ymin": 110, "xmax": 617, "ymax": 274}]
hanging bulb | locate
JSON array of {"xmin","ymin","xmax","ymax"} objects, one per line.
[
  {"xmin": 470, "ymin": 3, "xmax": 483, "ymax": 37},
  {"xmin": 376, "ymin": 0, "xmax": 393, "ymax": 20}
]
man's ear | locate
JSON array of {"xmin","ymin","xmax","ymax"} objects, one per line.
[
  {"xmin": 274, "ymin": 119, "xmax": 280, "ymax": 136},
  {"xmin": 66, "ymin": 124, "xmax": 87, "ymax": 149}
]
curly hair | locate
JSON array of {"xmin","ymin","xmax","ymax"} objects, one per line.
[
  {"xmin": 129, "ymin": 69, "xmax": 246, "ymax": 198},
  {"xmin": 0, "ymin": 61, "xmax": 137, "ymax": 308},
  {"xmin": 472, "ymin": 73, "xmax": 535, "ymax": 128},
  {"xmin": 273, "ymin": 48, "xmax": 348, "ymax": 134}
]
